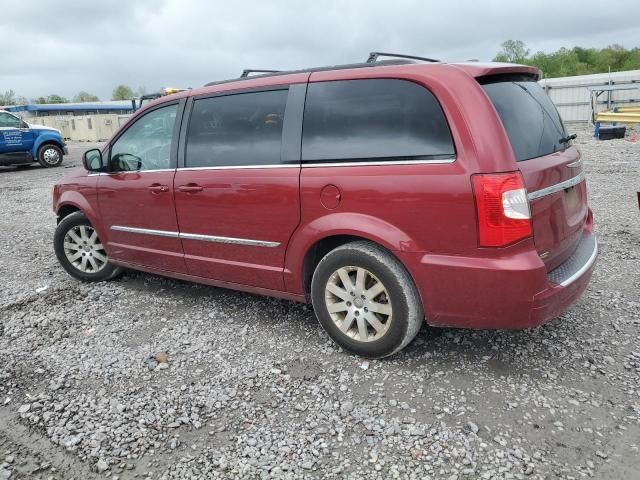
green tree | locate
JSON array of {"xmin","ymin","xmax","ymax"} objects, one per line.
[
  {"xmin": 493, "ymin": 41, "xmax": 640, "ymax": 78},
  {"xmin": 493, "ymin": 40, "xmax": 530, "ymax": 63},
  {"xmin": 73, "ymin": 91, "xmax": 100, "ymax": 102},
  {"xmin": 573, "ymin": 46, "xmax": 598, "ymax": 67},
  {"xmin": 111, "ymin": 85, "xmax": 135, "ymax": 100},
  {"xmin": 45, "ymin": 94, "xmax": 69, "ymax": 104},
  {"xmin": 622, "ymin": 48, "xmax": 640, "ymax": 70}
]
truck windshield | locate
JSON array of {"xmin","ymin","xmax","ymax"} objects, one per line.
[{"xmin": 481, "ymin": 76, "xmax": 568, "ymax": 162}]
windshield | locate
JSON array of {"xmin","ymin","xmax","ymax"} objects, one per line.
[{"xmin": 481, "ymin": 76, "xmax": 568, "ymax": 162}]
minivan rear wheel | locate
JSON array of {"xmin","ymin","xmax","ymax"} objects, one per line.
[
  {"xmin": 54, "ymin": 212, "xmax": 122, "ymax": 282},
  {"xmin": 311, "ymin": 241, "xmax": 423, "ymax": 358}
]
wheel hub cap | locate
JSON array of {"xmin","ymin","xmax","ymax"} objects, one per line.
[
  {"xmin": 43, "ymin": 148, "xmax": 60, "ymax": 164},
  {"xmin": 324, "ymin": 266, "xmax": 392, "ymax": 343}
]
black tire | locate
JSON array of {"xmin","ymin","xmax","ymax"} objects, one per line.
[
  {"xmin": 37, "ymin": 144, "xmax": 63, "ymax": 168},
  {"xmin": 311, "ymin": 241, "xmax": 424, "ymax": 358},
  {"xmin": 54, "ymin": 212, "xmax": 122, "ymax": 282}
]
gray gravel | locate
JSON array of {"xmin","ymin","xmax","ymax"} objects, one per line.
[{"xmin": 0, "ymin": 130, "xmax": 639, "ymax": 479}]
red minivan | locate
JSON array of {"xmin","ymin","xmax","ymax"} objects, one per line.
[{"xmin": 52, "ymin": 53, "xmax": 597, "ymax": 358}]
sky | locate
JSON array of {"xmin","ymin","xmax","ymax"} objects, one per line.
[{"xmin": 1, "ymin": 0, "xmax": 639, "ymax": 102}]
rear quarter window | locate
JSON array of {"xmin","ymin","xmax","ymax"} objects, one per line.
[
  {"xmin": 302, "ymin": 79, "xmax": 455, "ymax": 162},
  {"xmin": 481, "ymin": 76, "xmax": 568, "ymax": 162}
]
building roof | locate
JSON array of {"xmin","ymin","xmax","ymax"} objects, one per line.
[
  {"xmin": 3, "ymin": 101, "xmax": 133, "ymax": 113},
  {"xmin": 539, "ymin": 69, "xmax": 640, "ymax": 87}
]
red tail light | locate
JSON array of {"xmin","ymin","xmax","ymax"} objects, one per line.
[{"xmin": 472, "ymin": 172, "xmax": 532, "ymax": 247}]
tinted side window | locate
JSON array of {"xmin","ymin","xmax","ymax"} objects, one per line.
[
  {"xmin": 481, "ymin": 78, "xmax": 568, "ymax": 161},
  {"xmin": 0, "ymin": 112, "xmax": 25, "ymax": 128},
  {"xmin": 302, "ymin": 79, "xmax": 455, "ymax": 162},
  {"xmin": 110, "ymin": 104, "xmax": 177, "ymax": 171},
  {"xmin": 185, "ymin": 89, "xmax": 288, "ymax": 168}
]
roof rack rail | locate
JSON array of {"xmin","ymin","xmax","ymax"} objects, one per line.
[
  {"xmin": 240, "ymin": 69, "xmax": 281, "ymax": 78},
  {"xmin": 366, "ymin": 51, "xmax": 440, "ymax": 64},
  {"xmin": 204, "ymin": 59, "xmax": 419, "ymax": 87}
]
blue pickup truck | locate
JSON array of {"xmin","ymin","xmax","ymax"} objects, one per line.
[{"xmin": 0, "ymin": 110, "xmax": 67, "ymax": 167}]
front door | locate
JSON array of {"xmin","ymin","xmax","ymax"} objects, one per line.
[
  {"xmin": 173, "ymin": 87, "xmax": 302, "ymax": 291},
  {"xmin": 97, "ymin": 102, "xmax": 187, "ymax": 273},
  {"xmin": 0, "ymin": 112, "xmax": 34, "ymax": 156}
]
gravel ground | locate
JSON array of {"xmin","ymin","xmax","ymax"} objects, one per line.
[{"xmin": 0, "ymin": 130, "xmax": 639, "ymax": 480}]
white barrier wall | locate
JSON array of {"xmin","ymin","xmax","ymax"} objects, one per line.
[
  {"xmin": 26, "ymin": 115, "xmax": 123, "ymax": 141},
  {"xmin": 540, "ymin": 70, "xmax": 640, "ymax": 124}
]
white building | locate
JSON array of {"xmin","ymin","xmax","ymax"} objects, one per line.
[{"xmin": 539, "ymin": 70, "xmax": 640, "ymax": 124}]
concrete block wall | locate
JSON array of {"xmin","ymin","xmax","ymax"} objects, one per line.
[{"xmin": 27, "ymin": 114, "xmax": 123, "ymax": 141}]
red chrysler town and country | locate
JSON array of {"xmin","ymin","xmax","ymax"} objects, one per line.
[{"xmin": 52, "ymin": 53, "xmax": 597, "ymax": 358}]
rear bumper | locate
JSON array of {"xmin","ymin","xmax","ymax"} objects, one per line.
[
  {"xmin": 530, "ymin": 233, "xmax": 597, "ymax": 325},
  {"xmin": 397, "ymin": 230, "xmax": 597, "ymax": 329}
]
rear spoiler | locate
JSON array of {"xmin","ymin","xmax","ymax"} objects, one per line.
[{"xmin": 450, "ymin": 62, "xmax": 542, "ymax": 81}]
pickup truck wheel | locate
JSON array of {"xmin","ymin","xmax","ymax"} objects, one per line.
[
  {"xmin": 38, "ymin": 144, "xmax": 63, "ymax": 167},
  {"xmin": 311, "ymin": 241, "xmax": 424, "ymax": 359},
  {"xmin": 54, "ymin": 212, "xmax": 122, "ymax": 282}
]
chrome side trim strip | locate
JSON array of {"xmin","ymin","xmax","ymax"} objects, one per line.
[
  {"xmin": 559, "ymin": 237, "xmax": 598, "ymax": 287},
  {"xmin": 302, "ymin": 158, "xmax": 456, "ymax": 168},
  {"xmin": 527, "ymin": 172, "xmax": 585, "ymax": 201},
  {"xmin": 111, "ymin": 226, "xmax": 179, "ymax": 238},
  {"xmin": 110, "ymin": 226, "xmax": 280, "ymax": 248},
  {"xmin": 179, "ymin": 232, "xmax": 280, "ymax": 247}
]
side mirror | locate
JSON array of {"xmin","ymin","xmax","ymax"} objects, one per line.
[
  {"xmin": 83, "ymin": 149, "xmax": 104, "ymax": 171},
  {"xmin": 110, "ymin": 153, "xmax": 142, "ymax": 172}
]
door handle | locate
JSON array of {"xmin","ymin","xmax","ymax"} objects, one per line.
[
  {"xmin": 178, "ymin": 184, "xmax": 203, "ymax": 193},
  {"xmin": 148, "ymin": 184, "xmax": 169, "ymax": 193}
]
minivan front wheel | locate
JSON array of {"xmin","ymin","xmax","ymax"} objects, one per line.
[
  {"xmin": 54, "ymin": 212, "xmax": 121, "ymax": 282},
  {"xmin": 311, "ymin": 241, "xmax": 423, "ymax": 358}
]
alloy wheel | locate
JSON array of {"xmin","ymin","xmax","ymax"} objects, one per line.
[
  {"xmin": 324, "ymin": 266, "xmax": 392, "ymax": 343},
  {"xmin": 63, "ymin": 225, "xmax": 108, "ymax": 273}
]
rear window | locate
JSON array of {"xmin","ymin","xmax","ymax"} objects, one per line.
[
  {"xmin": 481, "ymin": 76, "xmax": 568, "ymax": 162},
  {"xmin": 302, "ymin": 79, "xmax": 455, "ymax": 162}
]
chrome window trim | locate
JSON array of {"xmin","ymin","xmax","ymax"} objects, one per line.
[
  {"xmin": 302, "ymin": 158, "xmax": 456, "ymax": 168},
  {"xmin": 110, "ymin": 225, "xmax": 280, "ymax": 248},
  {"xmin": 93, "ymin": 160, "xmax": 456, "ymax": 173},
  {"xmin": 179, "ymin": 164, "xmax": 299, "ymax": 171},
  {"xmin": 87, "ymin": 169, "xmax": 175, "ymax": 176},
  {"xmin": 110, "ymin": 168, "xmax": 175, "ymax": 174},
  {"xmin": 558, "ymin": 237, "xmax": 598, "ymax": 287},
  {"xmin": 527, "ymin": 172, "xmax": 585, "ymax": 201}
]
